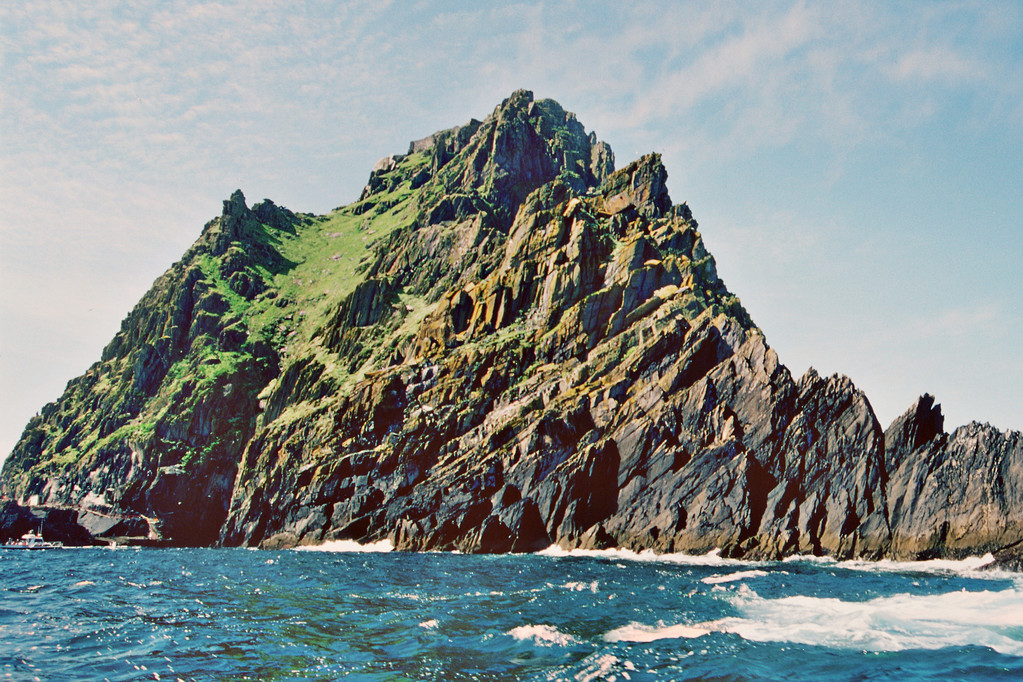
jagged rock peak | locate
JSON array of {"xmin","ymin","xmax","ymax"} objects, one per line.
[
  {"xmin": 884, "ymin": 394, "xmax": 945, "ymax": 470},
  {"xmin": 597, "ymin": 153, "xmax": 673, "ymax": 219},
  {"xmin": 211, "ymin": 189, "xmax": 252, "ymax": 255},
  {"xmin": 224, "ymin": 189, "xmax": 247, "ymax": 215},
  {"xmin": 207, "ymin": 189, "xmax": 297, "ymax": 257},
  {"xmin": 476, "ymin": 89, "xmax": 615, "ymax": 195},
  {"xmin": 407, "ymin": 120, "xmax": 483, "ymax": 156},
  {"xmin": 360, "ymin": 90, "xmax": 616, "ymax": 230}
]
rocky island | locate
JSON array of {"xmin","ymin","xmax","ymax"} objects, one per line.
[{"xmin": 4, "ymin": 91, "xmax": 1022, "ymax": 566}]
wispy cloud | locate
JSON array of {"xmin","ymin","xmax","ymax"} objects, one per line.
[
  {"xmin": 1, "ymin": 0, "xmax": 1022, "ymax": 457},
  {"xmin": 7, "ymin": 1, "xmax": 1012, "ymax": 212},
  {"xmin": 902, "ymin": 303, "xmax": 1003, "ymax": 341},
  {"xmin": 887, "ymin": 47, "xmax": 987, "ymax": 84}
]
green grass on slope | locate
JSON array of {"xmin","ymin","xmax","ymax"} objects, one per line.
[
  {"xmin": 241, "ymin": 153, "xmax": 433, "ymax": 421},
  {"xmin": 7, "ymin": 154, "xmax": 436, "ymax": 488}
]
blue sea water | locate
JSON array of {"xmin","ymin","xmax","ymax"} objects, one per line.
[{"xmin": 2, "ymin": 543, "xmax": 1022, "ymax": 681}]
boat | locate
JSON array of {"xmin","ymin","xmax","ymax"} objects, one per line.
[{"xmin": 2, "ymin": 532, "xmax": 63, "ymax": 549}]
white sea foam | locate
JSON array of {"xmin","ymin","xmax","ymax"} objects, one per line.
[
  {"xmin": 605, "ymin": 621, "xmax": 715, "ymax": 642},
  {"xmin": 731, "ymin": 586, "xmax": 1023, "ymax": 655},
  {"xmin": 541, "ymin": 546, "xmax": 1011, "ymax": 578},
  {"xmin": 294, "ymin": 539, "xmax": 394, "ymax": 552},
  {"xmin": 539, "ymin": 545, "xmax": 751, "ymax": 566},
  {"xmin": 573, "ymin": 653, "xmax": 637, "ymax": 682},
  {"xmin": 701, "ymin": 569, "xmax": 769, "ymax": 585},
  {"xmin": 605, "ymin": 586, "xmax": 1023, "ymax": 656},
  {"xmin": 506, "ymin": 624, "xmax": 581, "ymax": 647},
  {"xmin": 838, "ymin": 554, "xmax": 998, "ymax": 576},
  {"xmin": 419, "ymin": 619, "xmax": 439, "ymax": 629},
  {"xmin": 563, "ymin": 580, "xmax": 599, "ymax": 593},
  {"xmin": 781, "ymin": 554, "xmax": 838, "ymax": 566},
  {"xmin": 784, "ymin": 553, "xmax": 1003, "ymax": 577}
]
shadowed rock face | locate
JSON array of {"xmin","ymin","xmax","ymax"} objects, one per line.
[
  {"xmin": 4, "ymin": 91, "xmax": 1022, "ymax": 563},
  {"xmin": 887, "ymin": 419, "xmax": 1023, "ymax": 560},
  {"xmin": 2, "ymin": 194, "xmax": 292, "ymax": 546}
]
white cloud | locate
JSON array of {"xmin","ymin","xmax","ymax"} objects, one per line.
[
  {"xmin": 887, "ymin": 47, "xmax": 987, "ymax": 84},
  {"xmin": 903, "ymin": 303, "xmax": 1003, "ymax": 340}
]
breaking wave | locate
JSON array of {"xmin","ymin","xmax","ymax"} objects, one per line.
[
  {"xmin": 538, "ymin": 545, "xmax": 751, "ymax": 566},
  {"xmin": 606, "ymin": 584, "xmax": 1023, "ymax": 656},
  {"xmin": 293, "ymin": 538, "xmax": 394, "ymax": 552},
  {"xmin": 701, "ymin": 569, "xmax": 770, "ymax": 584},
  {"xmin": 506, "ymin": 624, "xmax": 581, "ymax": 647},
  {"xmin": 542, "ymin": 544, "xmax": 1009, "ymax": 577}
]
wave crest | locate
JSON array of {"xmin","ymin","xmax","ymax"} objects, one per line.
[
  {"xmin": 294, "ymin": 539, "xmax": 394, "ymax": 553},
  {"xmin": 506, "ymin": 624, "xmax": 581, "ymax": 647}
]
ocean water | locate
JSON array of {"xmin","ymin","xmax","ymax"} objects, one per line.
[{"xmin": 2, "ymin": 544, "xmax": 1022, "ymax": 681}]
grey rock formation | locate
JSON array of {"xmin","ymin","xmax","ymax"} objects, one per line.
[{"xmin": 4, "ymin": 91, "xmax": 1022, "ymax": 564}]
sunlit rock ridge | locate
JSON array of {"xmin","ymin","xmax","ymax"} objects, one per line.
[{"xmin": 4, "ymin": 91, "xmax": 1022, "ymax": 566}]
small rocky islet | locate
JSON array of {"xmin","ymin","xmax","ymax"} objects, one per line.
[{"xmin": 3, "ymin": 90, "xmax": 1022, "ymax": 568}]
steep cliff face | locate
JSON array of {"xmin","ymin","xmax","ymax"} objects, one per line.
[
  {"xmin": 3, "ymin": 192, "xmax": 295, "ymax": 544},
  {"xmin": 887, "ymin": 412, "xmax": 1023, "ymax": 560},
  {"xmin": 4, "ymin": 91, "xmax": 1022, "ymax": 561}
]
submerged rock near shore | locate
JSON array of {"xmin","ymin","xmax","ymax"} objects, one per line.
[{"xmin": 3, "ymin": 91, "xmax": 1022, "ymax": 564}]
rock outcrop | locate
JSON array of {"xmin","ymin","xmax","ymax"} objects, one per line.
[
  {"xmin": 2, "ymin": 192, "xmax": 291, "ymax": 545},
  {"xmin": 3, "ymin": 91, "xmax": 1021, "ymax": 563},
  {"xmin": 0, "ymin": 500, "xmax": 99, "ymax": 546}
]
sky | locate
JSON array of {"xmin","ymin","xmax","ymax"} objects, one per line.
[{"xmin": 2, "ymin": 1, "xmax": 1021, "ymax": 463}]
